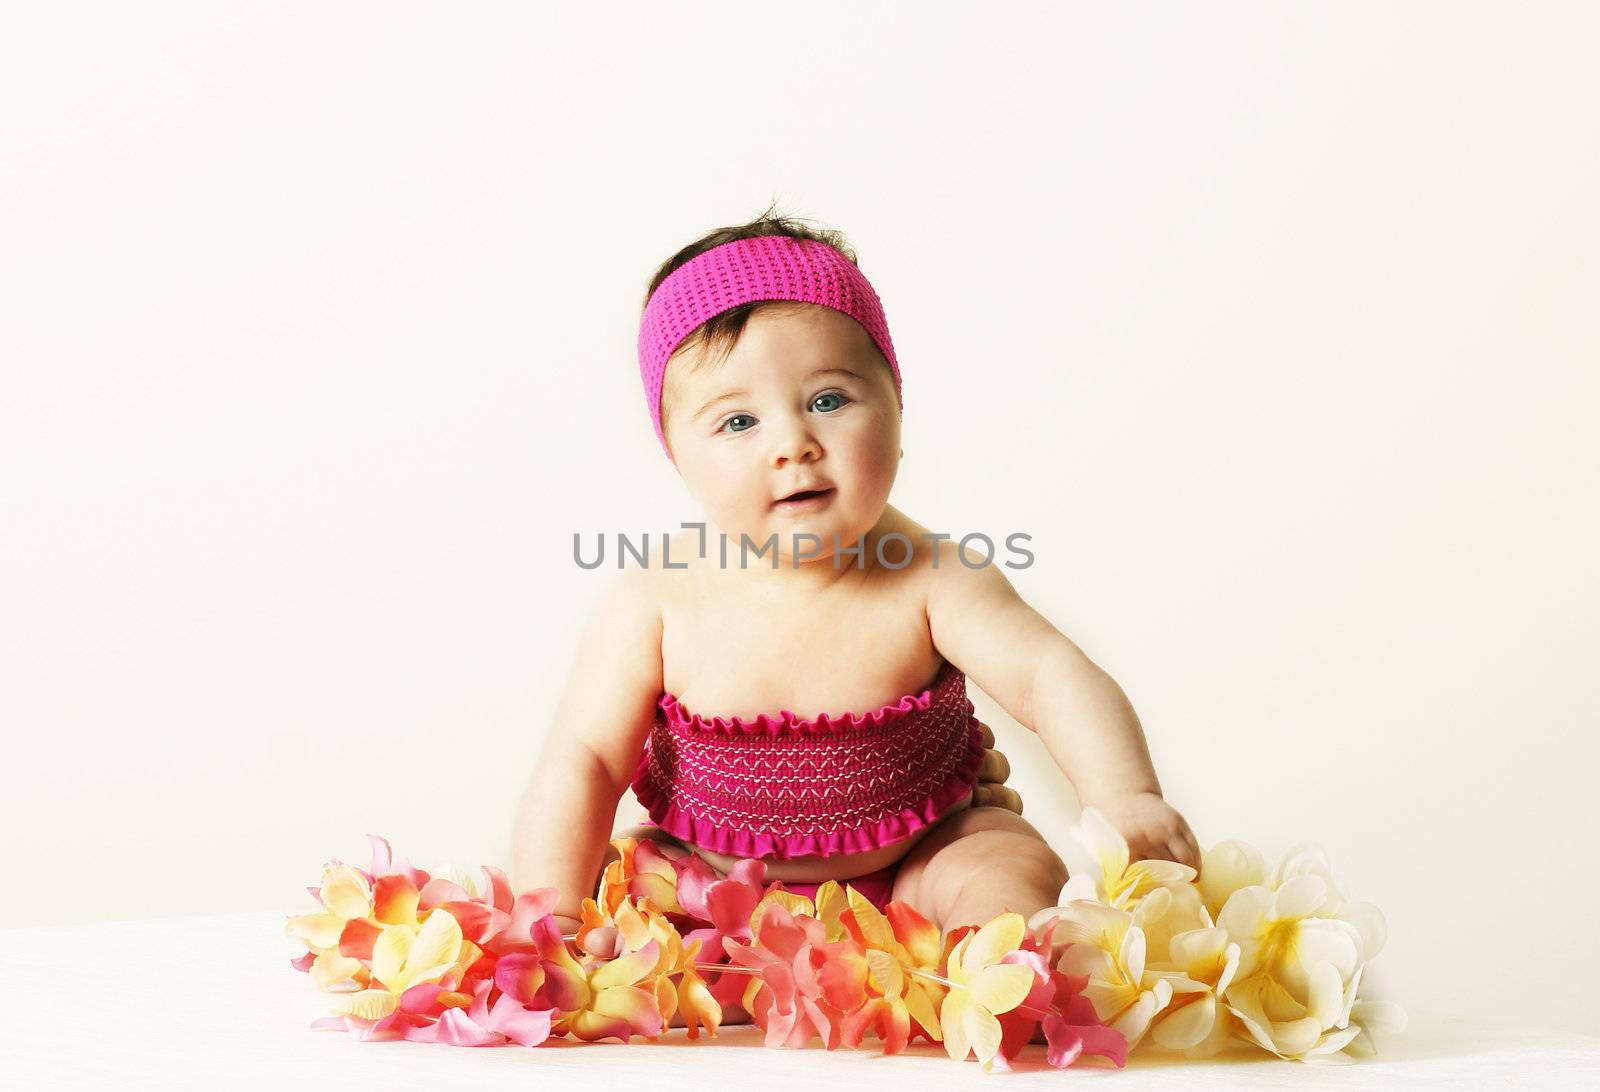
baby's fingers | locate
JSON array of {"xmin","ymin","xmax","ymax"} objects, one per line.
[
  {"xmin": 977, "ymin": 747, "xmax": 1010, "ymax": 784},
  {"xmin": 1129, "ymin": 832, "xmax": 1167, "ymax": 864},
  {"xmin": 1131, "ymin": 828, "xmax": 1193, "ymax": 868},
  {"xmin": 1181, "ymin": 827, "xmax": 1202, "ymax": 874},
  {"xmin": 972, "ymin": 783, "xmax": 1024, "ymax": 815}
]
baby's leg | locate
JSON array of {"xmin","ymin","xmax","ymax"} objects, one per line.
[{"xmin": 889, "ymin": 806, "xmax": 1069, "ymax": 933}]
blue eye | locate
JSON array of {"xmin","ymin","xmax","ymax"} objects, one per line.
[{"xmin": 716, "ymin": 391, "xmax": 849, "ymax": 435}]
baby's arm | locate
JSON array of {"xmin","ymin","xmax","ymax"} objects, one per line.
[
  {"xmin": 510, "ymin": 564, "xmax": 664, "ymax": 928},
  {"xmin": 925, "ymin": 542, "xmax": 1201, "ymax": 868}
]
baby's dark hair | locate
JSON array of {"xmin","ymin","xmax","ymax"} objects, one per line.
[{"xmin": 642, "ymin": 200, "xmax": 867, "ymax": 438}]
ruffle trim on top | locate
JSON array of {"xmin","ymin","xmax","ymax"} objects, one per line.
[
  {"xmin": 629, "ymin": 660, "xmax": 987, "ymax": 860},
  {"xmin": 655, "ymin": 658, "xmax": 957, "ymax": 737}
]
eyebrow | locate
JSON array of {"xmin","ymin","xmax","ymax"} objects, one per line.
[{"xmin": 691, "ymin": 366, "xmax": 866, "ymax": 421}]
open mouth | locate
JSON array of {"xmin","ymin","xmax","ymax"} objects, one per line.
[{"xmin": 773, "ymin": 487, "xmax": 836, "ymax": 508}]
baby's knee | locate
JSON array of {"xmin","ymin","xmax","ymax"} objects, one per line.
[
  {"xmin": 956, "ymin": 826, "xmax": 1068, "ymax": 889},
  {"xmin": 909, "ymin": 827, "xmax": 1067, "ymax": 929},
  {"xmin": 913, "ymin": 804, "xmax": 1048, "ymax": 862},
  {"xmin": 894, "ymin": 809, "xmax": 1068, "ymax": 916}
]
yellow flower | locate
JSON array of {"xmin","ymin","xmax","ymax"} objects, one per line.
[
  {"xmin": 538, "ymin": 929, "xmax": 667, "ymax": 1043},
  {"xmin": 284, "ymin": 863, "xmax": 377, "ymax": 993},
  {"xmin": 612, "ymin": 897, "xmax": 722, "ymax": 1039},
  {"xmin": 1130, "ymin": 882, "xmax": 1211, "ymax": 964},
  {"xmin": 283, "ymin": 863, "xmax": 373, "ymax": 951},
  {"xmin": 938, "ymin": 912, "xmax": 1036, "ymax": 1071},
  {"xmin": 751, "ymin": 877, "xmax": 874, "ymax": 934},
  {"xmin": 807, "ymin": 880, "xmax": 854, "ymax": 943},
  {"xmin": 325, "ymin": 907, "xmax": 469, "ymax": 1022}
]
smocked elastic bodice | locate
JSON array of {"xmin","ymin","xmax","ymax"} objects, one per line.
[{"xmin": 628, "ymin": 658, "xmax": 985, "ymax": 860}]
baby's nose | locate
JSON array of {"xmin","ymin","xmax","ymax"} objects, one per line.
[{"xmin": 769, "ymin": 417, "xmax": 822, "ymax": 464}]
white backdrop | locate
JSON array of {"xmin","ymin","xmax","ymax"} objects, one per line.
[{"xmin": 3, "ymin": 1, "xmax": 1595, "ymax": 1037}]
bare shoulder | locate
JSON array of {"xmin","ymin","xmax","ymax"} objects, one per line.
[
  {"xmin": 923, "ymin": 533, "xmax": 1023, "ymax": 626},
  {"xmin": 594, "ymin": 560, "xmax": 662, "ymax": 624},
  {"xmin": 919, "ymin": 529, "xmax": 1081, "ymax": 731},
  {"xmin": 595, "ymin": 526, "xmax": 706, "ymax": 604},
  {"xmin": 574, "ymin": 562, "xmax": 663, "ymax": 704},
  {"xmin": 873, "ymin": 507, "xmax": 1014, "ymax": 610},
  {"xmin": 642, "ymin": 527, "xmax": 716, "ymax": 606}
]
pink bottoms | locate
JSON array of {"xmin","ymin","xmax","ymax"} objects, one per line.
[
  {"xmin": 637, "ymin": 819, "xmax": 902, "ymax": 913},
  {"xmin": 769, "ymin": 862, "xmax": 900, "ymax": 912}
]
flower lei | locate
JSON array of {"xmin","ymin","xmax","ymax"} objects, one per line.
[{"xmin": 285, "ymin": 808, "xmax": 1404, "ymax": 1071}]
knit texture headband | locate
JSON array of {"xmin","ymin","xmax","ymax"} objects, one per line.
[{"xmin": 637, "ymin": 234, "xmax": 902, "ymax": 457}]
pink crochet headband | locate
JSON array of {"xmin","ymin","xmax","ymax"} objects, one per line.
[{"xmin": 637, "ymin": 234, "xmax": 903, "ymax": 457}]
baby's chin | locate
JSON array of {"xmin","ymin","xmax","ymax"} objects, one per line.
[
  {"xmin": 767, "ymin": 507, "xmax": 891, "ymax": 552},
  {"xmin": 703, "ymin": 504, "xmax": 853, "ymax": 543}
]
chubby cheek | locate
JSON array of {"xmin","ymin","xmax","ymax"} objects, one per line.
[
  {"xmin": 685, "ymin": 449, "xmax": 769, "ymax": 531},
  {"xmin": 834, "ymin": 419, "xmax": 899, "ymax": 516},
  {"xmin": 735, "ymin": 465, "xmax": 776, "ymax": 525}
]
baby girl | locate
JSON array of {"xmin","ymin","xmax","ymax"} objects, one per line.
[{"xmin": 512, "ymin": 213, "xmax": 1201, "ymax": 999}]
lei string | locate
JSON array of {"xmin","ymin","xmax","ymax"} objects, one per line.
[{"xmin": 285, "ymin": 808, "xmax": 1404, "ymax": 1070}]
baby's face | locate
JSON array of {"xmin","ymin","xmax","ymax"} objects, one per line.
[{"xmin": 661, "ymin": 303, "xmax": 901, "ymax": 563}]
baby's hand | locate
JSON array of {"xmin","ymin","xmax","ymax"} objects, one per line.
[{"xmin": 1092, "ymin": 791, "xmax": 1201, "ymax": 872}]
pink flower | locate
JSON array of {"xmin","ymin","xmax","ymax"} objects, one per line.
[
  {"xmin": 990, "ymin": 931, "xmax": 1128, "ymax": 1070},
  {"xmin": 668, "ymin": 854, "xmax": 770, "ymax": 1011},
  {"xmin": 722, "ymin": 901, "xmax": 867, "ymax": 1050},
  {"xmin": 398, "ymin": 980, "xmax": 555, "ymax": 1047}
]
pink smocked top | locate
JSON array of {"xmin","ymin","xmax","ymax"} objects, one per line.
[{"xmin": 628, "ymin": 658, "xmax": 985, "ymax": 860}]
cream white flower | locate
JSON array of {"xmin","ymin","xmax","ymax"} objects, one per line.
[
  {"xmin": 1056, "ymin": 807, "xmax": 1197, "ymax": 910},
  {"xmin": 1032, "ymin": 811, "xmax": 1402, "ymax": 1062},
  {"xmin": 1344, "ymin": 996, "xmax": 1410, "ymax": 1057},
  {"xmin": 1125, "ymin": 882, "xmax": 1237, "ymax": 1057},
  {"xmin": 1267, "ymin": 843, "xmax": 1388, "ymax": 962},
  {"xmin": 1197, "ymin": 839, "xmax": 1265, "ymax": 920},
  {"xmin": 1216, "ymin": 872, "xmax": 1383, "ymax": 1060},
  {"xmin": 1131, "ymin": 882, "xmax": 1211, "ymax": 963},
  {"xmin": 1032, "ymin": 810, "xmax": 1221, "ymax": 1052},
  {"xmin": 429, "ymin": 861, "xmax": 483, "ymax": 899},
  {"xmin": 1148, "ymin": 926, "xmax": 1240, "ymax": 1057},
  {"xmin": 1220, "ymin": 874, "xmax": 1361, "ymax": 984},
  {"xmin": 1050, "ymin": 901, "xmax": 1175, "ymax": 1048}
]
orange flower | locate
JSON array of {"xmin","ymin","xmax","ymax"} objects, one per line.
[
  {"xmin": 837, "ymin": 889, "xmax": 949, "ymax": 1047},
  {"xmin": 596, "ymin": 837, "xmax": 685, "ymax": 917}
]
